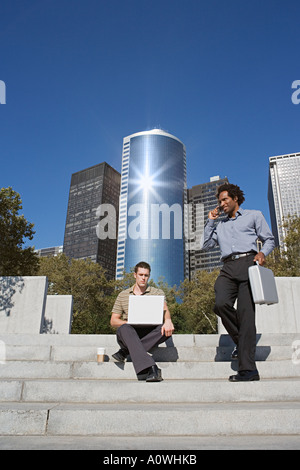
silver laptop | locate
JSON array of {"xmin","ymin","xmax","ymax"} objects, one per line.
[{"xmin": 127, "ymin": 295, "xmax": 164, "ymax": 325}]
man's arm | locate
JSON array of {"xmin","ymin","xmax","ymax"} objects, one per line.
[
  {"xmin": 199, "ymin": 207, "xmax": 219, "ymax": 252},
  {"xmin": 161, "ymin": 302, "xmax": 174, "ymax": 337},
  {"xmin": 110, "ymin": 312, "xmax": 127, "ymax": 328},
  {"xmin": 254, "ymin": 211, "xmax": 276, "ymax": 266},
  {"xmin": 110, "ymin": 291, "xmax": 127, "ymax": 328}
]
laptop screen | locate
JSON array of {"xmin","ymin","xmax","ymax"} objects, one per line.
[{"xmin": 127, "ymin": 295, "xmax": 164, "ymax": 325}]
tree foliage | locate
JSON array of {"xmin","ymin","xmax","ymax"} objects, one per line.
[
  {"xmin": 37, "ymin": 255, "xmax": 220, "ymax": 334},
  {"xmin": 0, "ymin": 187, "xmax": 39, "ymax": 276},
  {"xmin": 3, "ymin": 186, "xmax": 299, "ymax": 334},
  {"xmin": 37, "ymin": 211, "xmax": 300, "ymax": 335},
  {"xmin": 38, "ymin": 254, "xmax": 116, "ymax": 334},
  {"xmin": 266, "ymin": 215, "xmax": 300, "ymax": 276},
  {"xmin": 177, "ymin": 270, "xmax": 219, "ymax": 334}
]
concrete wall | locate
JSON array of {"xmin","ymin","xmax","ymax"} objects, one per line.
[
  {"xmin": 0, "ymin": 277, "xmax": 48, "ymax": 334},
  {"xmin": 218, "ymin": 277, "xmax": 300, "ymax": 334},
  {"xmin": 0, "ymin": 277, "xmax": 73, "ymax": 334},
  {"xmin": 43, "ymin": 295, "xmax": 73, "ymax": 334},
  {"xmin": 1, "ymin": 276, "xmax": 298, "ymax": 335},
  {"xmin": 255, "ymin": 277, "xmax": 300, "ymax": 333}
]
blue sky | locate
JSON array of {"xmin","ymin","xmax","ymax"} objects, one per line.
[{"xmin": 1, "ymin": 0, "xmax": 300, "ymax": 249}]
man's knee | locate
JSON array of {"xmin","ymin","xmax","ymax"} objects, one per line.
[
  {"xmin": 116, "ymin": 323, "xmax": 134, "ymax": 339},
  {"xmin": 214, "ymin": 294, "xmax": 226, "ymax": 313},
  {"xmin": 117, "ymin": 323, "xmax": 130, "ymax": 333},
  {"xmin": 213, "ymin": 298, "xmax": 233, "ymax": 317},
  {"xmin": 214, "ymin": 301, "xmax": 224, "ymax": 317}
]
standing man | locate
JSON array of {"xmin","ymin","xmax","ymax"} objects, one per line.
[
  {"xmin": 200, "ymin": 183, "xmax": 275, "ymax": 381},
  {"xmin": 110, "ymin": 261, "xmax": 174, "ymax": 382}
]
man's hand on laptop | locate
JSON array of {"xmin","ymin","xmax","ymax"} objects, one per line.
[{"xmin": 161, "ymin": 319, "xmax": 174, "ymax": 337}]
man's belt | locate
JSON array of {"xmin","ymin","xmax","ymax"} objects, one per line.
[{"xmin": 223, "ymin": 251, "xmax": 257, "ymax": 262}]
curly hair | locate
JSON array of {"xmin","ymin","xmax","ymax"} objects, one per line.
[{"xmin": 216, "ymin": 183, "xmax": 245, "ymax": 205}]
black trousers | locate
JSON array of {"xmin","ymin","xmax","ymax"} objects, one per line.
[
  {"xmin": 116, "ymin": 324, "xmax": 167, "ymax": 375},
  {"xmin": 214, "ymin": 256, "xmax": 257, "ymax": 372}
]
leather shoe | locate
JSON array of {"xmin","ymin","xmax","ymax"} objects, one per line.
[
  {"xmin": 112, "ymin": 349, "xmax": 127, "ymax": 363},
  {"xmin": 146, "ymin": 365, "xmax": 163, "ymax": 382},
  {"xmin": 229, "ymin": 369, "xmax": 260, "ymax": 382}
]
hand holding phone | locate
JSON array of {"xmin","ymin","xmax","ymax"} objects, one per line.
[{"xmin": 209, "ymin": 205, "xmax": 222, "ymax": 220}]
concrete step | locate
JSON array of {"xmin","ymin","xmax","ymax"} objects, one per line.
[
  {"xmin": 1, "ymin": 359, "xmax": 299, "ymax": 380},
  {"xmin": 2, "ymin": 344, "xmax": 296, "ymax": 362},
  {"xmin": 0, "ymin": 333, "xmax": 299, "ymax": 440},
  {"xmin": 1, "ymin": 333, "xmax": 299, "ymax": 363},
  {"xmin": 1, "ymin": 378, "xmax": 300, "ymax": 404},
  {"xmin": 1, "ymin": 401, "xmax": 299, "ymax": 436},
  {"xmin": 1, "ymin": 434, "xmax": 300, "ymax": 450},
  {"xmin": 1, "ymin": 332, "xmax": 299, "ymax": 347}
]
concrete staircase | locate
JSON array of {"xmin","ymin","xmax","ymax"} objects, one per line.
[{"xmin": 0, "ymin": 333, "xmax": 300, "ymax": 439}]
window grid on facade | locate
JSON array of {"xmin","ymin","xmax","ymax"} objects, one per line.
[
  {"xmin": 268, "ymin": 153, "xmax": 300, "ymax": 246},
  {"xmin": 63, "ymin": 162, "xmax": 120, "ymax": 279},
  {"xmin": 188, "ymin": 176, "xmax": 229, "ymax": 276}
]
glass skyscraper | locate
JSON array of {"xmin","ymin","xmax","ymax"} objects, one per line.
[
  {"xmin": 268, "ymin": 152, "xmax": 300, "ymax": 246},
  {"xmin": 116, "ymin": 129, "xmax": 188, "ymax": 288}
]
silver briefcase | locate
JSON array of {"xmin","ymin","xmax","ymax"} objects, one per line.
[{"xmin": 248, "ymin": 262, "xmax": 279, "ymax": 305}]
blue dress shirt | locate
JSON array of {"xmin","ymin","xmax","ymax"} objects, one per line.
[{"xmin": 200, "ymin": 208, "xmax": 275, "ymax": 260}]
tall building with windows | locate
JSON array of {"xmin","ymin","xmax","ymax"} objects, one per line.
[
  {"xmin": 63, "ymin": 162, "xmax": 120, "ymax": 279},
  {"xmin": 116, "ymin": 129, "xmax": 188, "ymax": 287},
  {"xmin": 268, "ymin": 152, "xmax": 300, "ymax": 246},
  {"xmin": 188, "ymin": 176, "xmax": 228, "ymax": 276},
  {"xmin": 35, "ymin": 246, "xmax": 63, "ymax": 258}
]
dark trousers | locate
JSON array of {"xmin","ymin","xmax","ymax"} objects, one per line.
[
  {"xmin": 214, "ymin": 256, "xmax": 257, "ymax": 372},
  {"xmin": 116, "ymin": 324, "xmax": 167, "ymax": 374}
]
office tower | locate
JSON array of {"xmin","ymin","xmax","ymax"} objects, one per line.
[
  {"xmin": 63, "ymin": 162, "xmax": 121, "ymax": 279},
  {"xmin": 188, "ymin": 176, "xmax": 228, "ymax": 276},
  {"xmin": 35, "ymin": 246, "xmax": 63, "ymax": 257},
  {"xmin": 116, "ymin": 129, "xmax": 188, "ymax": 287},
  {"xmin": 268, "ymin": 152, "xmax": 300, "ymax": 246}
]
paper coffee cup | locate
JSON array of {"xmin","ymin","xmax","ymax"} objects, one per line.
[{"xmin": 97, "ymin": 347, "xmax": 105, "ymax": 363}]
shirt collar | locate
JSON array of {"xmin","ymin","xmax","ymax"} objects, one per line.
[
  {"xmin": 226, "ymin": 207, "xmax": 244, "ymax": 220},
  {"xmin": 129, "ymin": 284, "xmax": 151, "ymax": 295}
]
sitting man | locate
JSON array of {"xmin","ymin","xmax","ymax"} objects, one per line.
[{"xmin": 110, "ymin": 261, "xmax": 174, "ymax": 382}]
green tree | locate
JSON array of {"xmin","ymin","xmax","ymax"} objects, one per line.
[
  {"xmin": 155, "ymin": 276, "xmax": 187, "ymax": 332},
  {"xmin": 178, "ymin": 270, "xmax": 219, "ymax": 334},
  {"xmin": 0, "ymin": 187, "xmax": 39, "ymax": 275},
  {"xmin": 38, "ymin": 254, "xmax": 114, "ymax": 334},
  {"xmin": 37, "ymin": 257, "xmax": 222, "ymax": 335},
  {"xmin": 266, "ymin": 215, "xmax": 300, "ymax": 276}
]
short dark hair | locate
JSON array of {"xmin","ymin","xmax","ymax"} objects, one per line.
[
  {"xmin": 134, "ymin": 261, "xmax": 151, "ymax": 273},
  {"xmin": 216, "ymin": 183, "xmax": 245, "ymax": 206}
]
